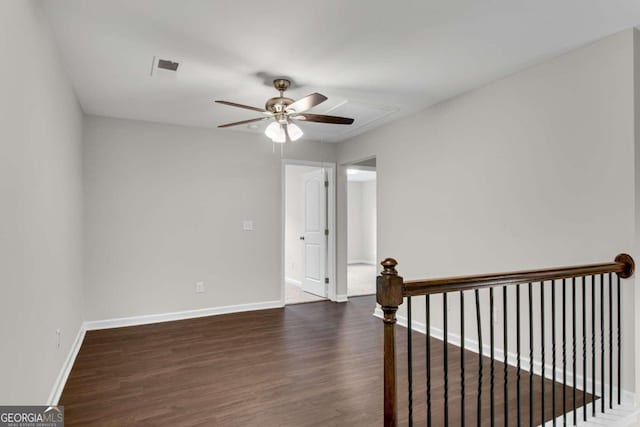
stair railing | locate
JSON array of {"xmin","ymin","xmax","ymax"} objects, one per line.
[{"xmin": 377, "ymin": 254, "xmax": 634, "ymax": 427}]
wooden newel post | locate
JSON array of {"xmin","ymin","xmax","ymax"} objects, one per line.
[{"xmin": 377, "ymin": 258, "xmax": 404, "ymax": 427}]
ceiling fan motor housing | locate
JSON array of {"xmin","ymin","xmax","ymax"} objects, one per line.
[
  {"xmin": 265, "ymin": 96, "xmax": 294, "ymax": 113},
  {"xmin": 266, "ymin": 79, "xmax": 294, "ymax": 113}
]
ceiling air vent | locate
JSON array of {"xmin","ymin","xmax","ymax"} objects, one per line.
[
  {"xmin": 150, "ymin": 56, "xmax": 180, "ymax": 79},
  {"xmin": 157, "ymin": 59, "xmax": 179, "ymax": 71}
]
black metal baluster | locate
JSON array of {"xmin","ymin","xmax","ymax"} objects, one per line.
[
  {"xmin": 490, "ymin": 288, "xmax": 495, "ymax": 427},
  {"xmin": 600, "ymin": 274, "xmax": 605, "ymax": 414},
  {"xmin": 426, "ymin": 295, "xmax": 432, "ymax": 427},
  {"xmin": 475, "ymin": 289, "xmax": 482, "ymax": 427},
  {"xmin": 572, "ymin": 277, "xmax": 577, "ymax": 426},
  {"xmin": 516, "ymin": 284, "xmax": 521, "ymax": 427},
  {"xmin": 552, "ymin": 279, "xmax": 557, "ymax": 426},
  {"xmin": 460, "ymin": 291, "xmax": 465, "ymax": 427},
  {"xmin": 503, "ymin": 286, "xmax": 508, "ymax": 427},
  {"xmin": 562, "ymin": 278, "xmax": 567, "ymax": 427},
  {"xmin": 407, "ymin": 296, "xmax": 413, "ymax": 426},
  {"xmin": 529, "ymin": 282, "xmax": 534, "ymax": 427},
  {"xmin": 608, "ymin": 273, "xmax": 612, "ymax": 410},
  {"xmin": 541, "ymin": 281, "xmax": 546, "ymax": 425},
  {"xmin": 591, "ymin": 275, "xmax": 596, "ymax": 417},
  {"xmin": 616, "ymin": 274, "xmax": 621, "ymax": 405},
  {"xmin": 582, "ymin": 276, "xmax": 587, "ymax": 422},
  {"xmin": 444, "ymin": 293, "xmax": 449, "ymax": 427}
]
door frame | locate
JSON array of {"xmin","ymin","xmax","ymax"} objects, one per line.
[
  {"xmin": 344, "ymin": 156, "xmax": 377, "ymax": 297},
  {"xmin": 281, "ymin": 159, "xmax": 338, "ymax": 305}
]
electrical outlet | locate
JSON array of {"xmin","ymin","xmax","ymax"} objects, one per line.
[
  {"xmin": 56, "ymin": 329, "xmax": 61, "ymax": 349},
  {"xmin": 242, "ymin": 220, "xmax": 254, "ymax": 231},
  {"xmin": 195, "ymin": 281, "xmax": 205, "ymax": 293}
]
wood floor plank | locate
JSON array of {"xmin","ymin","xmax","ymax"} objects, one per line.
[{"xmin": 61, "ymin": 296, "xmax": 590, "ymax": 426}]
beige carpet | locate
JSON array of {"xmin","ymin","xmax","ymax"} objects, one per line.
[
  {"xmin": 284, "ymin": 264, "xmax": 376, "ymax": 303},
  {"xmin": 285, "ymin": 280, "xmax": 326, "ymax": 304},
  {"xmin": 348, "ymin": 263, "xmax": 377, "ymax": 296}
]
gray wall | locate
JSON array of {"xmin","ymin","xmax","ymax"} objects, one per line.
[
  {"xmin": 0, "ymin": 1, "xmax": 84, "ymax": 404},
  {"xmin": 337, "ymin": 30, "xmax": 637, "ymax": 392},
  {"xmin": 348, "ymin": 180, "xmax": 376, "ymax": 264},
  {"xmin": 634, "ymin": 29, "xmax": 640, "ymax": 400},
  {"xmin": 83, "ymin": 116, "xmax": 336, "ymax": 320}
]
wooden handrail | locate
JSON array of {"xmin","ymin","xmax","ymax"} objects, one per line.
[{"xmin": 403, "ymin": 253, "xmax": 635, "ymax": 296}]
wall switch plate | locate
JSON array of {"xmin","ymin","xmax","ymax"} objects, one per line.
[
  {"xmin": 242, "ymin": 220, "xmax": 254, "ymax": 231},
  {"xmin": 195, "ymin": 281, "xmax": 205, "ymax": 293}
]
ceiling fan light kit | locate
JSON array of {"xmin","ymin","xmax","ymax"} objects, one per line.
[
  {"xmin": 264, "ymin": 121, "xmax": 303, "ymax": 143},
  {"xmin": 215, "ymin": 79, "xmax": 355, "ymax": 143}
]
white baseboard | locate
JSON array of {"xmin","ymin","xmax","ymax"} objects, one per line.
[
  {"xmin": 543, "ymin": 400, "xmax": 640, "ymax": 426},
  {"xmin": 85, "ymin": 300, "xmax": 284, "ymax": 330},
  {"xmin": 335, "ymin": 294, "xmax": 348, "ymax": 303},
  {"xmin": 48, "ymin": 323, "xmax": 86, "ymax": 405},
  {"xmin": 373, "ymin": 307, "xmax": 636, "ymax": 405},
  {"xmin": 285, "ymin": 277, "xmax": 302, "ymax": 287},
  {"xmin": 49, "ymin": 300, "xmax": 284, "ymax": 404},
  {"xmin": 348, "ymin": 259, "xmax": 377, "ymax": 265}
]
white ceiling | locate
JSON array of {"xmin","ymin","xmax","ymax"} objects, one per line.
[{"xmin": 42, "ymin": 0, "xmax": 640, "ymax": 143}]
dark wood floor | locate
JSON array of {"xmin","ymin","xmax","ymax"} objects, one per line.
[{"xmin": 61, "ymin": 296, "xmax": 589, "ymax": 426}]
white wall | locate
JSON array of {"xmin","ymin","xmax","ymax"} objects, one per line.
[
  {"xmin": 634, "ymin": 29, "xmax": 640, "ymax": 405},
  {"xmin": 83, "ymin": 116, "xmax": 336, "ymax": 320},
  {"xmin": 285, "ymin": 165, "xmax": 321, "ymax": 285},
  {"xmin": 338, "ymin": 30, "xmax": 637, "ymax": 393},
  {"xmin": 347, "ymin": 182, "xmax": 363, "ymax": 263},
  {"xmin": 348, "ymin": 180, "xmax": 377, "ymax": 264},
  {"xmin": 0, "ymin": 1, "xmax": 84, "ymax": 404},
  {"xmin": 361, "ymin": 180, "xmax": 377, "ymax": 264}
]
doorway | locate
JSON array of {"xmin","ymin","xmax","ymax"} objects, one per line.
[
  {"xmin": 282, "ymin": 161, "xmax": 336, "ymax": 305},
  {"xmin": 347, "ymin": 158, "xmax": 377, "ymax": 296}
]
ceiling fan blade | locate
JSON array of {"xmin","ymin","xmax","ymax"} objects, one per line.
[
  {"xmin": 285, "ymin": 93, "xmax": 328, "ymax": 114},
  {"xmin": 215, "ymin": 100, "xmax": 267, "ymax": 113},
  {"xmin": 217, "ymin": 117, "xmax": 269, "ymax": 128},
  {"xmin": 292, "ymin": 113, "xmax": 354, "ymax": 125}
]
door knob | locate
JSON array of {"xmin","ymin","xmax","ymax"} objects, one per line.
[{"xmin": 299, "ymin": 236, "xmax": 305, "ymax": 240}]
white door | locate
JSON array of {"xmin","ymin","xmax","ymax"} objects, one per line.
[{"xmin": 301, "ymin": 169, "xmax": 327, "ymax": 297}]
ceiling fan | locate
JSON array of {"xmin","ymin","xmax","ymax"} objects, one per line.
[{"xmin": 215, "ymin": 79, "xmax": 355, "ymax": 143}]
